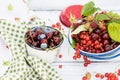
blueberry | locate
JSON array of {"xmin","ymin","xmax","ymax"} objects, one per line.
[
  {"xmin": 33, "ymin": 26, "xmax": 42, "ymax": 32},
  {"xmin": 37, "ymin": 34, "xmax": 46, "ymax": 40},
  {"xmin": 43, "ymin": 27, "xmax": 52, "ymax": 33},
  {"xmin": 40, "ymin": 43, "xmax": 47, "ymax": 49}
]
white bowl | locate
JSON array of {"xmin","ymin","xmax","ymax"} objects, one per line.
[
  {"xmin": 68, "ymin": 29, "xmax": 120, "ymax": 60},
  {"xmin": 26, "ymin": 43, "xmax": 60, "ymax": 63},
  {"xmin": 25, "ymin": 26, "xmax": 64, "ymax": 63}
]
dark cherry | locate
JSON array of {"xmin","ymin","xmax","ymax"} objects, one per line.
[
  {"xmin": 27, "ymin": 39, "xmax": 32, "ymax": 44},
  {"xmin": 91, "ymin": 33, "xmax": 99, "ymax": 40},
  {"xmin": 49, "ymin": 42, "xmax": 55, "ymax": 47},
  {"xmin": 32, "ymin": 32, "xmax": 37, "ymax": 40},
  {"xmin": 53, "ymin": 31, "xmax": 60, "ymax": 36},
  {"xmin": 102, "ymin": 33, "xmax": 109, "ymax": 39},
  {"xmin": 53, "ymin": 37, "xmax": 61, "ymax": 45},
  {"xmin": 40, "ymin": 39, "xmax": 48, "ymax": 44},
  {"xmin": 103, "ymin": 39, "xmax": 109, "ymax": 45},
  {"xmin": 36, "ymin": 29, "xmax": 43, "ymax": 35},
  {"xmin": 72, "ymin": 22, "xmax": 82, "ymax": 31},
  {"xmin": 32, "ymin": 42, "xmax": 39, "ymax": 47},
  {"xmin": 104, "ymin": 44, "xmax": 111, "ymax": 51},
  {"xmin": 46, "ymin": 32, "xmax": 53, "ymax": 39},
  {"xmin": 93, "ymin": 28, "xmax": 101, "ymax": 34},
  {"xmin": 90, "ymin": 21, "xmax": 98, "ymax": 29}
]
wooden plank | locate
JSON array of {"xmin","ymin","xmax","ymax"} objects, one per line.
[{"xmin": 28, "ymin": 0, "xmax": 120, "ymax": 11}]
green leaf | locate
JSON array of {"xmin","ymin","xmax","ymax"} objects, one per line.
[
  {"xmin": 107, "ymin": 11, "xmax": 120, "ymax": 19},
  {"xmin": 108, "ymin": 22, "xmax": 120, "ymax": 42},
  {"xmin": 82, "ymin": 1, "xmax": 99, "ymax": 17},
  {"xmin": 108, "ymin": 19, "xmax": 120, "ymax": 24},
  {"xmin": 71, "ymin": 25, "xmax": 86, "ymax": 34},
  {"xmin": 95, "ymin": 14, "xmax": 110, "ymax": 21},
  {"xmin": 8, "ymin": 4, "xmax": 13, "ymax": 11},
  {"xmin": 71, "ymin": 39, "xmax": 76, "ymax": 48}
]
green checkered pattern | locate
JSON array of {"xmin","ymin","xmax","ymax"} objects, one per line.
[{"xmin": 0, "ymin": 17, "xmax": 61, "ymax": 80}]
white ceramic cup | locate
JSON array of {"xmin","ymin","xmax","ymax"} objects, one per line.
[
  {"xmin": 26, "ymin": 43, "xmax": 60, "ymax": 63},
  {"xmin": 25, "ymin": 26, "xmax": 63, "ymax": 63}
]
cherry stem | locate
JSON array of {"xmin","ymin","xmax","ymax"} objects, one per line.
[
  {"xmin": 111, "ymin": 41, "xmax": 116, "ymax": 48},
  {"xmin": 30, "ymin": 30, "xmax": 34, "ymax": 43}
]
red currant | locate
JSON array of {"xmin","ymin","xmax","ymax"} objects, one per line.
[
  {"xmin": 77, "ymin": 54, "xmax": 81, "ymax": 58},
  {"xmin": 73, "ymin": 56, "xmax": 77, "ymax": 60},
  {"xmin": 84, "ymin": 63, "xmax": 88, "ymax": 67},
  {"xmin": 100, "ymin": 74, "xmax": 104, "ymax": 79},
  {"xmin": 58, "ymin": 65, "xmax": 62, "ymax": 69},
  {"xmin": 58, "ymin": 54, "xmax": 62, "ymax": 58},
  {"xmin": 82, "ymin": 76, "xmax": 87, "ymax": 80},
  {"xmin": 87, "ymin": 60, "xmax": 91, "ymax": 64},
  {"xmin": 95, "ymin": 73, "xmax": 100, "ymax": 78},
  {"xmin": 83, "ymin": 56, "xmax": 88, "ymax": 61}
]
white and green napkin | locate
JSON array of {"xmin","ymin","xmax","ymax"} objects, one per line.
[{"xmin": 0, "ymin": 17, "xmax": 61, "ymax": 80}]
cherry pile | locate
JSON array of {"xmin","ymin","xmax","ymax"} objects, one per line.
[
  {"xmin": 71, "ymin": 21, "xmax": 120, "ymax": 53},
  {"xmin": 25, "ymin": 26, "xmax": 62, "ymax": 50}
]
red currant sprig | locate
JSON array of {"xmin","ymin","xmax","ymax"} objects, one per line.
[
  {"xmin": 73, "ymin": 49, "xmax": 81, "ymax": 60},
  {"xmin": 94, "ymin": 69, "xmax": 120, "ymax": 80},
  {"xmin": 83, "ymin": 55, "xmax": 91, "ymax": 67}
]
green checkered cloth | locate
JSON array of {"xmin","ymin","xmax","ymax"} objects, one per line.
[{"xmin": 0, "ymin": 17, "xmax": 61, "ymax": 80}]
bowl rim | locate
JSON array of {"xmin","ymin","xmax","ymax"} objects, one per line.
[
  {"xmin": 68, "ymin": 29, "xmax": 120, "ymax": 56},
  {"xmin": 24, "ymin": 26, "xmax": 64, "ymax": 51}
]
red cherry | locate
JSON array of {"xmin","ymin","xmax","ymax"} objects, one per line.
[
  {"xmin": 40, "ymin": 39, "xmax": 47, "ymax": 43},
  {"xmin": 60, "ymin": 5, "xmax": 83, "ymax": 27}
]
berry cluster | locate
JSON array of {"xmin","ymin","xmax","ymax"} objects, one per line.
[
  {"xmin": 71, "ymin": 12, "xmax": 120, "ymax": 54},
  {"xmin": 82, "ymin": 68, "xmax": 120, "ymax": 80},
  {"xmin": 73, "ymin": 49, "xmax": 81, "ymax": 60},
  {"xmin": 73, "ymin": 50, "xmax": 91, "ymax": 67},
  {"xmin": 71, "ymin": 12, "xmax": 120, "ymax": 67},
  {"xmin": 52, "ymin": 22, "xmax": 61, "ymax": 30},
  {"xmin": 72, "ymin": 30, "xmax": 119, "ymax": 54},
  {"xmin": 95, "ymin": 70, "xmax": 120, "ymax": 80},
  {"xmin": 83, "ymin": 56, "xmax": 91, "ymax": 67},
  {"xmin": 25, "ymin": 26, "xmax": 62, "ymax": 50}
]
